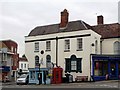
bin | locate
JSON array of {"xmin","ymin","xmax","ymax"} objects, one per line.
[{"xmin": 69, "ymin": 75, "xmax": 73, "ymax": 83}]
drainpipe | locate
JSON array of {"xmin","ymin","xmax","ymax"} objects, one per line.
[
  {"xmin": 56, "ymin": 37, "xmax": 58, "ymax": 67},
  {"xmin": 100, "ymin": 39, "xmax": 104, "ymax": 54}
]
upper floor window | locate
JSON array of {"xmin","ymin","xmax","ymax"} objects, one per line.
[
  {"xmin": 46, "ymin": 55, "xmax": 51, "ymax": 68},
  {"xmin": 35, "ymin": 56, "xmax": 39, "ymax": 67},
  {"xmin": 21, "ymin": 63, "xmax": 23, "ymax": 69},
  {"xmin": 34, "ymin": 42, "xmax": 39, "ymax": 52},
  {"xmin": 46, "ymin": 41, "xmax": 51, "ymax": 51},
  {"xmin": 95, "ymin": 40, "xmax": 98, "ymax": 54},
  {"xmin": 24, "ymin": 63, "xmax": 26, "ymax": 69},
  {"xmin": 65, "ymin": 39, "xmax": 70, "ymax": 51},
  {"xmin": 77, "ymin": 38, "xmax": 83, "ymax": 51},
  {"xmin": 11, "ymin": 46, "xmax": 14, "ymax": 52},
  {"xmin": 114, "ymin": 41, "xmax": 120, "ymax": 54}
]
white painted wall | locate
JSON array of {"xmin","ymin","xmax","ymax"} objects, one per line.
[
  {"xmin": 101, "ymin": 38, "xmax": 119, "ymax": 54},
  {"xmin": 19, "ymin": 61, "xmax": 28, "ymax": 71},
  {"xmin": 25, "ymin": 29, "xmax": 101, "ymax": 81}
]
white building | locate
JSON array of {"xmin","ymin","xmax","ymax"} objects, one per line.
[
  {"xmin": 18, "ymin": 57, "xmax": 29, "ymax": 76},
  {"xmin": 25, "ymin": 9, "xmax": 101, "ymax": 81}
]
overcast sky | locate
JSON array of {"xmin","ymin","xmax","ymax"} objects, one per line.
[{"xmin": 0, "ymin": 0, "xmax": 119, "ymax": 57}]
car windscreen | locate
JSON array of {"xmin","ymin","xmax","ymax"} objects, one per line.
[{"xmin": 19, "ymin": 74, "xmax": 27, "ymax": 78}]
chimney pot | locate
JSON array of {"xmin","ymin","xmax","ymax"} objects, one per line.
[{"xmin": 97, "ymin": 15, "xmax": 104, "ymax": 25}]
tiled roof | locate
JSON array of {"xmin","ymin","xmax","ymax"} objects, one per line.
[
  {"xmin": 92, "ymin": 23, "xmax": 120, "ymax": 39},
  {"xmin": 28, "ymin": 20, "xmax": 92, "ymax": 36},
  {"xmin": 28, "ymin": 20, "xmax": 120, "ymax": 39},
  {"xmin": 19, "ymin": 57, "xmax": 28, "ymax": 62}
]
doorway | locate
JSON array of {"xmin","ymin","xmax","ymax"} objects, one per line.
[{"xmin": 110, "ymin": 61, "xmax": 117, "ymax": 79}]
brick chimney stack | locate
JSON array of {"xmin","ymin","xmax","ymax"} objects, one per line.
[
  {"xmin": 60, "ymin": 9, "xmax": 69, "ymax": 28},
  {"xmin": 97, "ymin": 15, "xmax": 104, "ymax": 25}
]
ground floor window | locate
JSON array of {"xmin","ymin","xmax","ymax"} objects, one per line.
[
  {"xmin": 94, "ymin": 61, "xmax": 108, "ymax": 76},
  {"xmin": 65, "ymin": 55, "xmax": 82, "ymax": 73},
  {"xmin": 93, "ymin": 60, "xmax": 120, "ymax": 78}
]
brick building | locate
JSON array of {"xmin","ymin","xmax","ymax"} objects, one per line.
[{"xmin": 0, "ymin": 40, "xmax": 19, "ymax": 82}]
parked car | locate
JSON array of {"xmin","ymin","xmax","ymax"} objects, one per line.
[{"xmin": 16, "ymin": 74, "xmax": 29, "ymax": 85}]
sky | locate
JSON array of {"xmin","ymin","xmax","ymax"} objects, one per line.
[{"xmin": 0, "ymin": 0, "xmax": 119, "ymax": 57}]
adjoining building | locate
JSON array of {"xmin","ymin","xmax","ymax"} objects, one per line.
[
  {"xmin": 17, "ymin": 57, "xmax": 29, "ymax": 77},
  {"xmin": 0, "ymin": 40, "xmax": 19, "ymax": 82},
  {"xmin": 25, "ymin": 9, "xmax": 120, "ymax": 82},
  {"xmin": 91, "ymin": 16, "xmax": 120, "ymax": 81}
]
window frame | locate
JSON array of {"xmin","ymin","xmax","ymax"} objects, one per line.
[
  {"xmin": 35, "ymin": 56, "xmax": 39, "ymax": 67},
  {"xmin": 77, "ymin": 38, "xmax": 83, "ymax": 51},
  {"xmin": 65, "ymin": 55, "xmax": 82, "ymax": 73},
  {"xmin": 114, "ymin": 41, "xmax": 120, "ymax": 54},
  {"xmin": 46, "ymin": 41, "xmax": 51, "ymax": 51},
  {"xmin": 34, "ymin": 42, "xmax": 39, "ymax": 52},
  {"xmin": 46, "ymin": 55, "xmax": 51, "ymax": 68},
  {"xmin": 64, "ymin": 39, "xmax": 70, "ymax": 52}
]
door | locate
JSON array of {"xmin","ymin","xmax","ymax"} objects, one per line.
[
  {"xmin": 110, "ymin": 61, "xmax": 116, "ymax": 79},
  {"xmin": 37, "ymin": 73, "xmax": 42, "ymax": 84}
]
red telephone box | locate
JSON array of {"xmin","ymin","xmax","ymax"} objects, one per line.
[{"xmin": 52, "ymin": 67, "xmax": 63, "ymax": 84}]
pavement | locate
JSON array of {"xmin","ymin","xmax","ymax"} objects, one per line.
[{"xmin": 1, "ymin": 80, "xmax": 120, "ymax": 86}]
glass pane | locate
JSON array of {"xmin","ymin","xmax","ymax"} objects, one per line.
[{"xmin": 71, "ymin": 61, "xmax": 76, "ymax": 70}]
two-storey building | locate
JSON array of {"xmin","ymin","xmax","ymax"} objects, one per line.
[{"xmin": 25, "ymin": 9, "xmax": 101, "ymax": 81}]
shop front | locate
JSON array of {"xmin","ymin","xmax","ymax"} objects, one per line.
[
  {"xmin": 0, "ymin": 66, "xmax": 10, "ymax": 82},
  {"xmin": 92, "ymin": 55, "xmax": 120, "ymax": 81},
  {"xmin": 28, "ymin": 68, "xmax": 49, "ymax": 84}
]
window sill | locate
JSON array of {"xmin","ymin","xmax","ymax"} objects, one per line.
[
  {"xmin": 64, "ymin": 50, "xmax": 70, "ymax": 52},
  {"xmin": 76, "ymin": 49, "xmax": 83, "ymax": 51},
  {"xmin": 34, "ymin": 51, "xmax": 39, "ymax": 52},
  {"xmin": 65, "ymin": 70, "xmax": 82, "ymax": 73},
  {"xmin": 45, "ymin": 50, "xmax": 51, "ymax": 52}
]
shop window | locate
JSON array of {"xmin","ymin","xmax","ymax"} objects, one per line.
[
  {"xmin": 65, "ymin": 55, "xmax": 82, "ymax": 73},
  {"xmin": 94, "ymin": 61, "xmax": 108, "ymax": 76},
  {"xmin": 30, "ymin": 71, "xmax": 35, "ymax": 80}
]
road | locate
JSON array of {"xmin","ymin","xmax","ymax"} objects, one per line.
[{"xmin": 1, "ymin": 80, "xmax": 120, "ymax": 88}]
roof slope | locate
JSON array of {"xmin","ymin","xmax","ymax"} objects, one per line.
[
  {"xmin": 28, "ymin": 20, "xmax": 92, "ymax": 36},
  {"xmin": 92, "ymin": 23, "xmax": 120, "ymax": 39}
]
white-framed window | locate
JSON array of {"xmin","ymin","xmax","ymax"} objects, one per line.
[
  {"xmin": 95, "ymin": 40, "xmax": 98, "ymax": 54},
  {"xmin": 21, "ymin": 63, "xmax": 23, "ymax": 69},
  {"xmin": 71, "ymin": 61, "xmax": 77, "ymax": 70},
  {"xmin": 11, "ymin": 46, "xmax": 14, "ymax": 52},
  {"xmin": 46, "ymin": 55, "xmax": 51, "ymax": 68},
  {"xmin": 65, "ymin": 39, "xmax": 70, "ymax": 51},
  {"xmin": 34, "ymin": 42, "xmax": 39, "ymax": 52},
  {"xmin": 24, "ymin": 63, "xmax": 26, "ymax": 69},
  {"xmin": 35, "ymin": 56, "xmax": 39, "ymax": 67},
  {"xmin": 114, "ymin": 41, "xmax": 120, "ymax": 54},
  {"xmin": 77, "ymin": 38, "xmax": 83, "ymax": 51},
  {"xmin": 46, "ymin": 41, "xmax": 51, "ymax": 51}
]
